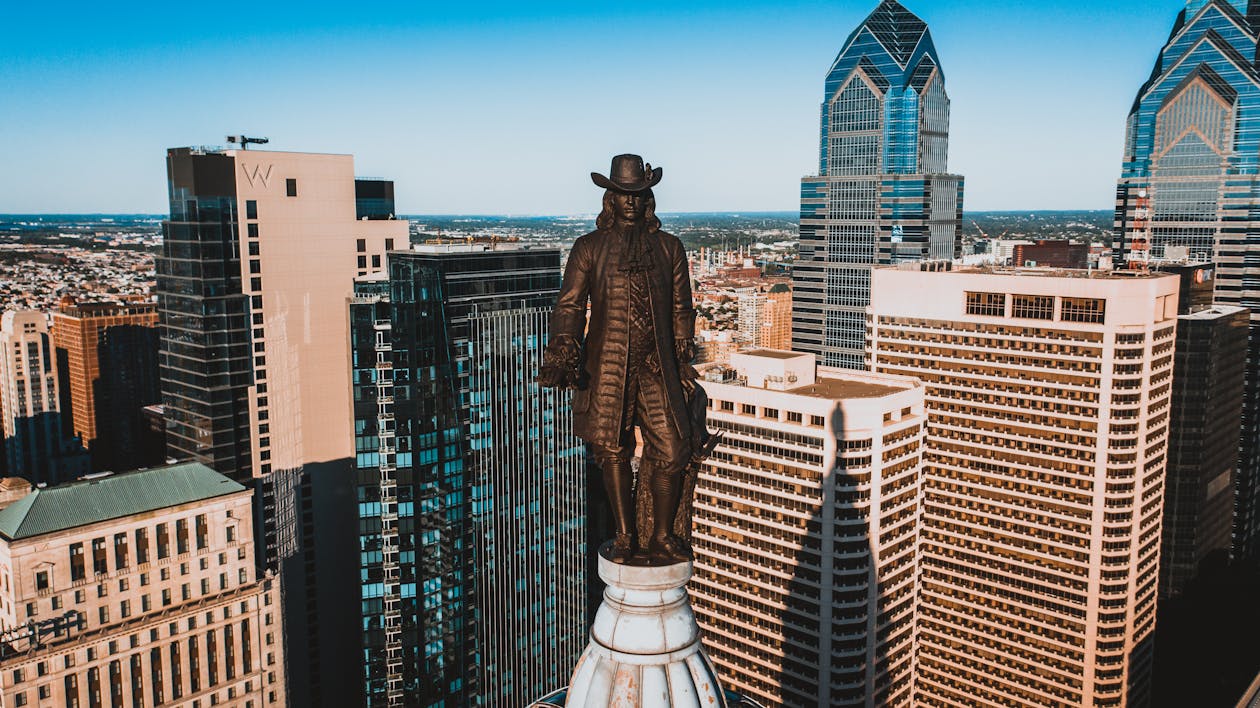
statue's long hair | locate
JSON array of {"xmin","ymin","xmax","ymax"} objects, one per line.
[{"xmin": 595, "ymin": 189, "xmax": 660, "ymax": 233}]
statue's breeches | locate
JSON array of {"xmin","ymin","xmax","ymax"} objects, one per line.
[{"xmin": 589, "ymin": 368, "xmax": 688, "ymax": 473}]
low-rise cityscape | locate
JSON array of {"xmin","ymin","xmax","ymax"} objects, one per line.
[{"xmin": 5, "ymin": 0, "xmax": 1260, "ymax": 706}]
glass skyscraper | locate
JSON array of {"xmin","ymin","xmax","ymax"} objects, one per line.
[
  {"xmin": 1113, "ymin": 0, "xmax": 1260, "ymax": 562},
  {"xmin": 350, "ymin": 244, "xmax": 586, "ymax": 707},
  {"xmin": 159, "ymin": 147, "xmax": 407, "ymax": 706},
  {"xmin": 792, "ymin": 0, "xmax": 964, "ymax": 370}
]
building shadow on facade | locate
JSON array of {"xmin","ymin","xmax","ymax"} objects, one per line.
[{"xmin": 1150, "ymin": 551, "xmax": 1260, "ymax": 707}]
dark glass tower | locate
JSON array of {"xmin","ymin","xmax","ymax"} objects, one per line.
[
  {"xmin": 1114, "ymin": 0, "xmax": 1260, "ymax": 562},
  {"xmin": 159, "ymin": 150, "xmax": 253, "ymax": 480},
  {"xmin": 792, "ymin": 0, "xmax": 964, "ymax": 369},
  {"xmin": 350, "ymin": 245, "xmax": 586, "ymax": 707}
]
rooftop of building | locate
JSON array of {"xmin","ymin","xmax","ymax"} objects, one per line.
[
  {"xmin": 704, "ymin": 349, "xmax": 915, "ymax": 400},
  {"xmin": 882, "ymin": 263, "xmax": 1171, "ymax": 280},
  {"xmin": 0, "ymin": 462, "xmax": 246, "ymax": 541},
  {"xmin": 410, "ymin": 241, "xmax": 556, "ymax": 254},
  {"xmin": 741, "ymin": 348, "xmax": 801, "ymax": 360},
  {"xmin": 788, "ymin": 376, "xmax": 905, "ymax": 400},
  {"xmin": 1181, "ymin": 304, "xmax": 1249, "ymax": 320}
]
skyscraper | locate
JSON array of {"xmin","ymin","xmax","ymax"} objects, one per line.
[
  {"xmin": 159, "ymin": 146, "xmax": 407, "ymax": 706},
  {"xmin": 50, "ymin": 300, "xmax": 160, "ymax": 472},
  {"xmin": 869, "ymin": 265, "xmax": 1178, "ymax": 707},
  {"xmin": 0, "ymin": 311, "xmax": 89, "ymax": 484},
  {"xmin": 792, "ymin": 0, "xmax": 964, "ymax": 369},
  {"xmin": 1155, "ymin": 262, "xmax": 1248, "ymax": 597},
  {"xmin": 1113, "ymin": 0, "xmax": 1260, "ymax": 561},
  {"xmin": 349, "ymin": 244, "xmax": 586, "ymax": 707},
  {"xmin": 690, "ymin": 350, "xmax": 924, "ymax": 707}
]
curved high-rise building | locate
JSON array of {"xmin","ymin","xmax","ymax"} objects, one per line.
[
  {"xmin": 1113, "ymin": 0, "xmax": 1260, "ymax": 562},
  {"xmin": 792, "ymin": 0, "xmax": 964, "ymax": 370}
]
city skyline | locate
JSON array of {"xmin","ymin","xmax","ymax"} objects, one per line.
[{"xmin": 4, "ymin": 0, "xmax": 1173, "ymax": 214}]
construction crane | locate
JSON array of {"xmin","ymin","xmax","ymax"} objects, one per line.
[{"xmin": 226, "ymin": 135, "xmax": 269, "ymax": 150}]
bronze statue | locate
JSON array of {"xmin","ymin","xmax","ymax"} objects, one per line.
[{"xmin": 539, "ymin": 154, "xmax": 713, "ymax": 565}]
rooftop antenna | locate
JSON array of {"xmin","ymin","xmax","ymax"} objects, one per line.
[{"xmin": 226, "ymin": 135, "xmax": 269, "ymax": 150}]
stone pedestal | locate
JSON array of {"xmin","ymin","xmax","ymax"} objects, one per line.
[{"xmin": 565, "ymin": 552, "xmax": 726, "ymax": 707}]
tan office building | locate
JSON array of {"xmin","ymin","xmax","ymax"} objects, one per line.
[
  {"xmin": 0, "ymin": 462, "xmax": 284, "ymax": 708},
  {"xmin": 0, "ymin": 311, "xmax": 89, "ymax": 484},
  {"xmin": 869, "ymin": 265, "xmax": 1178, "ymax": 707},
  {"xmin": 691, "ymin": 350, "xmax": 925, "ymax": 707},
  {"xmin": 50, "ymin": 301, "xmax": 158, "ymax": 449},
  {"xmin": 161, "ymin": 148, "xmax": 407, "ymax": 705}
]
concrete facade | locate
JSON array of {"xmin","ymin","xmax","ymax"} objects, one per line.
[
  {"xmin": 0, "ymin": 464, "xmax": 285, "ymax": 708},
  {"xmin": 690, "ymin": 350, "xmax": 925, "ymax": 707},
  {"xmin": 869, "ymin": 265, "xmax": 1178, "ymax": 707}
]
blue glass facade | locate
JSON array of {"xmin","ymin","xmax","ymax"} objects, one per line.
[
  {"xmin": 1114, "ymin": 0, "xmax": 1260, "ymax": 562},
  {"xmin": 793, "ymin": 0, "xmax": 963, "ymax": 369},
  {"xmin": 350, "ymin": 247, "xmax": 586, "ymax": 707}
]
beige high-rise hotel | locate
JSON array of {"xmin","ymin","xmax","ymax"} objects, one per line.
[
  {"xmin": 690, "ymin": 350, "xmax": 925, "ymax": 707},
  {"xmin": 0, "ymin": 462, "xmax": 284, "ymax": 708},
  {"xmin": 869, "ymin": 265, "xmax": 1178, "ymax": 707},
  {"xmin": 160, "ymin": 147, "xmax": 407, "ymax": 705}
]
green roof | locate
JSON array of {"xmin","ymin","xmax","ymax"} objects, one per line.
[{"xmin": 0, "ymin": 462, "xmax": 247, "ymax": 541}]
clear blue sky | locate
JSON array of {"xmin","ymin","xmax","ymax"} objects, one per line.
[{"xmin": 1, "ymin": 0, "xmax": 1178, "ymax": 214}]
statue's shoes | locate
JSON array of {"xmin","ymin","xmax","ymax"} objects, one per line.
[
  {"xmin": 648, "ymin": 535, "xmax": 691, "ymax": 564},
  {"xmin": 608, "ymin": 533, "xmax": 636, "ymax": 563}
]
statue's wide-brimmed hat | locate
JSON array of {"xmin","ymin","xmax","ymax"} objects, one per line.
[{"xmin": 591, "ymin": 154, "xmax": 662, "ymax": 193}]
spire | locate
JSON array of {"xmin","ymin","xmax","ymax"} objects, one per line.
[{"xmin": 860, "ymin": 0, "xmax": 929, "ymax": 66}]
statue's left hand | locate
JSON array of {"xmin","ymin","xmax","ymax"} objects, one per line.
[{"xmin": 676, "ymin": 337, "xmax": 699, "ymax": 397}]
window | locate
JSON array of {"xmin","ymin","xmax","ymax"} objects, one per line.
[
  {"xmin": 177, "ymin": 520, "xmax": 189, "ymax": 554},
  {"xmin": 157, "ymin": 524, "xmax": 169, "ymax": 559},
  {"xmin": 249, "ymin": 260, "xmax": 261, "ymax": 274},
  {"xmin": 92, "ymin": 538, "xmax": 108, "ymax": 575},
  {"xmin": 245, "ymin": 200, "xmax": 257, "ymax": 219},
  {"xmin": 285, "ymin": 178, "xmax": 297, "ymax": 197},
  {"xmin": 809, "ymin": 415, "xmax": 825, "ymax": 427},
  {"xmin": 740, "ymin": 404, "xmax": 755, "ymax": 415},
  {"xmin": 1012, "ymin": 294, "xmax": 1055, "ymax": 320},
  {"xmin": 196, "ymin": 515, "xmax": 209, "ymax": 550},
  {"xmin": 248, "ymin": 241, "xmax": 260, "ymax": 256},
  {"xmin": 226, "ymin": 526, "xmax": 236, "ymax": 543},
  {"xmin": 120, "ymin": 600, "xmax": 130, "ymax": 619},
  {"xmin": 371, "ymin": 254, "xmax": 381, "ymax": 268},
  {"xmin": 247, "ymin": 223, "xmax": 259, "ymax": 238},
  {"xmin": 135, "ymin": 528, "xmax": 149, "ymax": 564},
  {"xmin": 114, "ymin": 533, "xmax": 128, "ymax": 570},
  {"xmin": 787, "ymin": 411, "xmax": 802, "ymax": 424},
  {"xmin": 35, "ymin": 571, "xmax": 48, "ymax": 591},
  {"xmin": 965, "ymin": 291, "xmax": 1006, "ymax": 317},
  {"xmin": 51, "ymin": 596, "xmax": 61, "ymax": 610},
  {"xmin": 357, "ymin": 255, "xmax": 367, "ymax": 269},
  {"xmin": 162, "ymin": 590, "xmax": 171, "ymax": 607},
  {"xmin": 70, "ymin": 543, "xmax": 85, "ymax": 581},
  {"xmin": 1062, "ymin": 297, "xmax": 1106, "ymax": 323},
  {"xmin": 385, "ymin": 238, "xmax": 394, "ymax": 250},
  {"xmin": 356, "ymin": 238, "xmax": 366, "ymax": 252}
]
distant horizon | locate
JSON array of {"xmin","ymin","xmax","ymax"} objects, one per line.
[{"xmin": 0, "ymin": 208, "xmax": 1115, "ymax": 219}]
